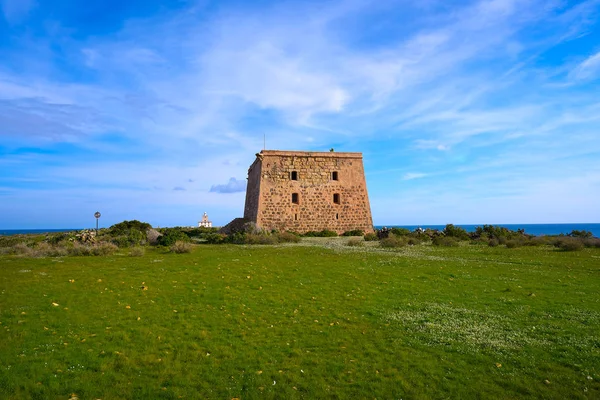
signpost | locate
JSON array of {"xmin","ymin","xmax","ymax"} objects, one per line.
[{"xmin": 94, "ymin": 211, "xmax": 101, "ymax": 235}]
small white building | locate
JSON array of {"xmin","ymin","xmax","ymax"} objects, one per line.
[{"xmin": 198, "ymin": 212, "xmax": 212, "ymax": 228}]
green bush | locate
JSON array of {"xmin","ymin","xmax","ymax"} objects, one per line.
[
  {"xmin": 91, "ymin": 243, "xmax": 119, "ymax": 256},
  {"xmin": 46, "ymin": 232, "xmax": 72, "ymax": 245},
  {"xmin": 303, "ymin": 230, "xmax": 338, "ymax": 237},
  {"xmin": 129, "ymin": 247, "xmax": 145, "ymax": 257},
  {"xmin": 157, "ymin": 229, "xmax": 191, "ymax": 247},
  {"xmin": 380, "ymin": 235, "xmax": 406, "ymax": 248},
  {"xmin": 277, "ymin": 232, "xmax": 301, "ymax": 243},
  {"xmin": 364, "ymin": 232, "xmax": 378, "ymax": 241},
  {"xmin": 554, "ymin": 237, "xmax": 584, "ymax": 251},
  {"xmin": 204, "ymin": 233, "xmax": 228, "ymax": 244},
  {"xmin": 488, "ymin": 238, "xmax": 499, "ymax": 247},
  {"xmin": 473, "ymin": 225, "xmax": 519, "ymax": 240},
  {"xmin": 406, "ymin": 238, "xmax": 420, "ymax": 246},
  {"xmin": 66, "ymin": 242, "xmax": 118, "ymax": 256},
  {"xmin": 390, "ymin": 228, "xmax": 410, "ymax": 236},
  {"xmin": 432, "ymin": 236, "xmax": 459, "ymax": 247},
  {"xmin": 111, "ymin": 229, "xmax": 147, "ymax": 248},
  {"xmin": 569, "ymin": 230, "xmax": 593, "ymax": 239},
  {"xmin": 184, "ymin": 227, "xmax": 219, "ymax": 238},
  {"xmin": 109, "ymin": 220, "xmax": 152, "ymax": 236},
  {"xmin": 342, "ymin": 229, "xmax": 364, "ymax": 237},
  {"xmin": 506, "ymin": 239, "xmax": 522, "ymax": 249},
  {"xmin": 346, "ymin": 237, "xmax": 363, "ymax": 247},
  {"xmin": 245, "ymin": 234, "xmax": 278, "ymax": 245},
  {"xmin": 584, "ymin": 238, "xmax": 600, "ymax": 248},
  {"xmin": 443, "ymin": 224, "xmax": 470, "ymax": 240},
  {"xmin": 171, "ymin": 241, "xmax": 193, "ymax": 253}
]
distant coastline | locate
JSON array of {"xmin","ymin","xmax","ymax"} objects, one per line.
[
  {"xmin": 375, "ymin": 223, "xmax": 600, "ymax": 237},
  {"xmin": 0, "ymin": 229, "xmax": 82, "ymax": 236},
  {"xmin": 1, "ymin": 223, "xmax": 599, "ymax": 237}
]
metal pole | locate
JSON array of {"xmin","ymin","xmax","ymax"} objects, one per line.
[{"xmin": 94, "ymin": 211, "xmax": 101, "ymax": 236}]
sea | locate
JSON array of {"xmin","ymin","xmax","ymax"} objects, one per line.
[
  {"xmin": 374, "ymin": 223, "xmax": 600, "ymax": 237},
  {"xmin": 1, "ymin": 223, "xmax": 599, "ymax": 237}
]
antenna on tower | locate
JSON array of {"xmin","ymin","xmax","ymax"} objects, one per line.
[{"xmin": 263, "ymin": 133, "xmax": 266, "ymax": 150}]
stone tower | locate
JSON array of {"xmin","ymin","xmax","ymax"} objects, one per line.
[{"xmin": 243, "ymin": 150, "xmax": 373, "ymax": 234}]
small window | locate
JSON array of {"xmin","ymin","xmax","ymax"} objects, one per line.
[
  {"xmin": 295, "ymin": 213, "xmax": 298, "ymax": 220},
  {"xmin": 335, "ymin": 213, "xmax": 339, "ymax": 220},
  {"xmin": 332, "ymin": 171, "xmax": 338, "ymax": 181},
  {"xmin": 333, "ymin": 193, "xmax": 340, "ymax": 204},
  {"xmin": 292, "ymin": 193, "xmax": 299, "ymax": 204},
  {"xmin": 291, "ymin": 171, "xmax": 298, "ymax": 180}
]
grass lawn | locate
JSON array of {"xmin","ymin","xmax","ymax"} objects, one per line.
[{"xmin": 1, "ymin": 239, "xmax": 599, "ymax": 399}]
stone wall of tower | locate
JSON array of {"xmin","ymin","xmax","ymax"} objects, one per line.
[
  {"xmin": 243, "ymin": 155, "xmax": 262, "ymax": 222},
  {"xmin": 244, "ymin": 150, "xmax": 373, "ymax": 234}
]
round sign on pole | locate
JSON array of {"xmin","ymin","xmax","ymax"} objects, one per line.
[{"xmin": 94, "ymin": 212, "xmax": 101, "ymax": 234}]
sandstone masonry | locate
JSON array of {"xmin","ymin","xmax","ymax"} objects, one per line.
[{"xmin": 243, "ymin": 150, "xmax": 374, "ymax": 234}]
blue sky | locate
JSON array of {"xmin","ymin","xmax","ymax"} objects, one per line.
[{"xmin": 1, "ymin": 0, "xmax": 599, "ymax": 229}]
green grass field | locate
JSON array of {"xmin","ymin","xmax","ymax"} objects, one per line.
[{"xmin": 1, "ymin": 239, "xmax": 599, "ymax": 399}]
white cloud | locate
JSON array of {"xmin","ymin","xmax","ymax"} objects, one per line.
[
  {"xmin": 403, "ymin": 173, "xmax": 428, "ymax": 180},
  {"xmin": 570, "ymin": 51, "xmax": 600, "ymax": 80}
]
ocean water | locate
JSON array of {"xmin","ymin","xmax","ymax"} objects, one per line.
[
  {"xmin": 0, "ymin": 229, "xmax": 81, "ymax": 236},
  {"xmin": 375, "ymin": 223, "xmax": 600, "ymax": 237}
]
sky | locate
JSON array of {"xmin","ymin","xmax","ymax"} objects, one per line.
[{"xmin": 1, "ymin": 0, "xmax": 599, "ymax": 229}]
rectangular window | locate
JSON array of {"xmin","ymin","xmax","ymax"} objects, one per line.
[
  {"xmin": 333, "ymin": 193, "xmax": 340, "ymax": 204},
  {"xmin": 332, "ymin": 171, "xmax": 338, "ymax": 181},
  {"xmin": 291, "ymin": 171, "xmax": 298, "ymax": 180},
  {"xmin": 295, "ymin": 213, "xmax": 298, "ymax": 220},
  {"xmin": 292, "ymin": 193, "xmax": 299, "ymax": 204}
]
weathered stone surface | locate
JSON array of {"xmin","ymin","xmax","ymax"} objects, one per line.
[{"xmin": 243, "ymin": 150, "xmax": 374, "ymax": 234}]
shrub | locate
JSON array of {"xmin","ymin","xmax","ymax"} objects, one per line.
[
  {"xmin": 488, "ymin": 238, "xmax": 499, "ymax": 247},
  {"xmin": 171, "ymin": 241, "xmax": 193, "ymax": 253},
  {"xmin": 524, "ymin": 236, "xmax": 550, "ymax": 246},
  {"xmin": 245, "ymin": 234, "xmax": 278, "ymax": 245},
  {"xmin": 505, "ymin": 239, "xmax": 522, "ymax": 249},
  {"xmin": 204, "ymin": 233, "xmax": 227, "ymax": 244},
  {"xmin": 380, "ymin": 235, "xmax": 406, "ymax": 248},
  {"xmin": 277, "ymin": 232, "xmax": 301, "ymax": 243},
  {"xmin": 157, "ymin": 229, "xmax": 190, "ymax": 247},
  {"xmin": 12, "ymin": 242, "xmax": 33, "ymax": 256},
  {"xmin": 303, "ymin": 230, "xmax": 338, "ymax": 237},
  {"xmin": 472, "ymin": 225, "xmax": 523, "ymax": 240},
  {"xmin": 406, "ymin": 238, "xmax": 420, "ymax": 246},
  {"xmin": 46, "ymin": 232, "xmax": 72, "ymax": 245},
  {"xmin": 109, "ymin": 220, "xmax": 152, "ymax": 236},
  {"xmin": 443, "ymin": 224, "xmax": 470, "ymax": 240},
  {"xmin": 346, "ymin": 237, "xmax": 364, "ymax": 247},
  {"xmin": 31, "ymin": 242, "xmax": 68, "ymax": 257},
  {"xmin": 432, "ymin": 236, "xmax": 459, "ymax": 247},
  {"xmin": 390, "ymin": 228, "xmax": 411, "ymax": 237},
  {"xmin": 342, "ymin": 229, "xmax": 364, "ymax": 237},
  {"xmin": 129, "ymin": 247, "xmax": 145, "ymax": 257},
  {"xmin": 91, "ymin": 243, "xmax": 119, "ymax": 256},
  {"xmin": 184, "ymin": 227, "xmax": 219, "ymax": 238},
  {"xmin": 583, "ymin": 238, "xmax": 600, "ymax": 248},
  {"xmin": 554, "ymin": 237, "xmax": 584, "ymax": 251},
  {"xmin": 569, "ymin": 230, "xmax": 593, "ymax": 239},
  {"xmin": 364, "ymin": 232, "xmax": 378, "ymax": 241}
]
